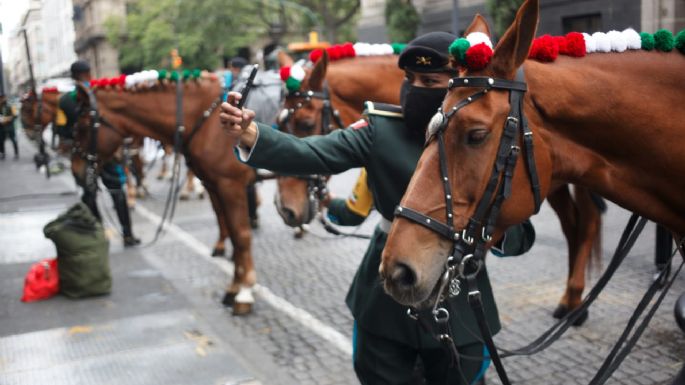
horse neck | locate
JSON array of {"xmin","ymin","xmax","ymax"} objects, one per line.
[
  {"xmin": 525, "ymin": 52, "xmax": 685, "ymax": 234},
  {"xmin": 326, "ymin": 56, "xmax": 404, "ymax": 125},
  {"xmin": 96, "ymin": 81, "xmax": 221, "ymax": 143}
]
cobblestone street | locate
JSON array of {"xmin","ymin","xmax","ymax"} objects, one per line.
[{"xmin": 1, "ymin": 134, "xmax": 684, "ymax": 384}]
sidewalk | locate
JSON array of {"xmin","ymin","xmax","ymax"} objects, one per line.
[{"xmin": 0, "ymin": 133, "xmax": 267, "ymax": 385}]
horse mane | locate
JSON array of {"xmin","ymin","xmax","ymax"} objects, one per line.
[
  {"xmin": 452, "ymin": 28, "xmax": 685, "ymax": 72},
  {"xmin": 90, "ymin": 69, "xmax": 220, "ymax": 93}
]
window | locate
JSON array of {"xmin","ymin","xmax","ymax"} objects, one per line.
[{"xmin": 562, "ymin": 13, "xmax": 602, "ymax": 34}]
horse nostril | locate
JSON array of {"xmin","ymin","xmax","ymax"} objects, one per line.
[{"xmin": 389, "ymin": 263, "xmax": 416, "ymax": 288}]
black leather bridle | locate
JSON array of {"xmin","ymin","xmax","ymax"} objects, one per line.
[{"xmin": 394, "ymin": 69, "xmax": 541, "ymax": 384}]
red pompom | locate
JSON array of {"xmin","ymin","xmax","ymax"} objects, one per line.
[
  {"xmin": 529, "ymin": 35, "xmax": 559, "ymax": 62},
  {"xmin": 327, "ymin": 45, "xmax": 342, "ymax": 60},
  {"xmin": 309, "ymin": 49, "xmax": 323, "ymax": 63},
  {"xmin": 279, "ymin": 66, "xmax": 291, "ymax": 81},
  {"xmin": 553, "ymin": 36, "xmax": 568, "ymax": 55},
  {"xmin": 465, "ymin": 43, "xmax": 493, "ymax": 71},
  {"xmin": 101, "ymin": 78, "xmax": 112, "ymax": 87},
  {"xmin": 342, "ymin": 42, "xmax": 355, "ymax": 58},
  {"xmin": 116, "ymin": 74, "xmax": 127, "ymax": 87},
  {"xmin": 90, "ymin": 79, "xmax": 100, "ymax": 87},
  {"xmin": 563, "ymin": 32, "xmax": 586, "ymax": 57}
]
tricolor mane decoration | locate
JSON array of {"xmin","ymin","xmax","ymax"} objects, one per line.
[
  {"xmin": 449, "ymin": 28, "xmax": 685, "ymax": 71},
  {"xmin": 279, "ymin": 42, "xmax": 406, "ymax": 92},
  {"xmin": 89, "ymin": 68, "xmax": 206, "ymax": 91}
]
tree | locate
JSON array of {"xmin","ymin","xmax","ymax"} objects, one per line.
[
  {"xmin": 385, "ymin": 0, "xmax": 420, "ymax": 43},
  {"xmin": 106, "ymin": 0, "xmax": 263, "ymax": 71},
  {"xmin": 485, "ymin": 0, "xmax": 525, "ymax": 38},
  {"xmin": 283, "ymin": 0, "xmax": 361, "ymax": 43}
]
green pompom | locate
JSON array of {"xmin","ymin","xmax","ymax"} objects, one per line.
[
  {"xmin": 391, "ymin": 43, "xmax": 407, "ymax": 55},
  {"xmin": 675, "ymin": 29, "xmax": 685, "ymax": 53},
  {"xmin": 653, "ymin": 29, "xmax": 674, "ymax": 51},
  {"xmin": 640, "ymin": 32, "xmax": 655, "ymax": 50},
  {"xmin": 448, "ymin": 38, "xmax": 470, "ymax": 63},
  {"xmin": 169, "ymin": 71, "xmax": 179, "ymax": 82},
  {"xmin": 192, "ymin": 69, "xmax": 202, "ymax": 79},
  {"xmin": 285, "ymin": 77, "xmax": 301, "ymax": 92},
  {"xmin": 158, "ymin": 69, "xmax": 168, "ymax": 80},
  {"xmin": 182, "ymin": 69, "xmax": 192, "ymax": 80}
]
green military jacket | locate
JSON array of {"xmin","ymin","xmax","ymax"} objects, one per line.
[{"xmin": 242, "ymin": 102, "xmax": 501, "ymax": 348}]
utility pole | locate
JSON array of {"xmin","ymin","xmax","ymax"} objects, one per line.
[
  {"xmin": 451, "ymin": 0, "xmax": 460, "ymax": 36},
  {"xmin": 0, "ymin": 22, "xmax": 5, "ymax": 95},
  {"xmin": 20, "ymin": 27, "xmax": 36, "ymax": 94}
]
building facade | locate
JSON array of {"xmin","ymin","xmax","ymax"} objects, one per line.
[
  {"xmin": 7, "ymin": 0, "xmax": 77, "ymax": 95},
  {"xmin": 358, "ymin": 0, "xmax": 685, "ymax": 43},
  {"xmin": 72, "ymin": 0, "xmax": 126, "ymax": 78}
]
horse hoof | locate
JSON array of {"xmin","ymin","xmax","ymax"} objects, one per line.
[
  {"xmin": 250, "ymin": 218, "xmax": 259, "ymax": 229},
  {"xmin": 211, "ymin": 248, "xmax": 225, "ymax": 257},
  {"xmin": 553, "ymin": 305, "xmax": 588, "ymax": 326},
  {"xmin": 232, "ymin": 302, "xmax": 253, "ymax": 315},
  {"xmin": 222, "ymin": 292, "xmax": 236, "ymax": 307},
  {"xmin": 179, "ymin": 194, "xmax": 189, "ymax": 201},
  {"xmin": 552, "ymin": 304, "xmax": 569, "ymax": 319},
  {"xmin": 198, "ymin": 192, "xmax": 205, "ymax": 199}
]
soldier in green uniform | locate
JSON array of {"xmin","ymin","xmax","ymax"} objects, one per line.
[
  {"xmin": 221, "ymin": 32, "xmax": 535, "ymax": 384},
  {"xmin": 0, "ymin": 93, "xmax": 19, "ymax": 160}
]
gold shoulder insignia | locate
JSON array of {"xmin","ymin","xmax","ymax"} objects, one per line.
[{"xmin": 365, "ymin": 101, "xmax": 403, "ymax": 118}]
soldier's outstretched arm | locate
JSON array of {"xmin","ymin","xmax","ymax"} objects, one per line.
[{"xmin": 220, "ymin": 92, "xmax": 373, "ymax": 175}]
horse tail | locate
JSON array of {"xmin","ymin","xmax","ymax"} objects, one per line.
[{"xmin": 575, "ymin": 186, "xmax": 604, "ymax": 277}]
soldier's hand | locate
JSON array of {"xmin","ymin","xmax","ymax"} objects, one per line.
[{"xmin": 220, "ymin": 92, "xmax": 257, "ymax": 146}]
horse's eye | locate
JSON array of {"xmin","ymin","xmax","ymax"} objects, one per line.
[{"xmin": 466, "ymin": 129, "xmax": 489, "ymax": 146}]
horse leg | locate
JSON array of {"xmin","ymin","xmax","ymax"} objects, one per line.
[
  {"xmin": 157, "ymin": 145, "xmax": 172, "ymax": 180},
  {"xmin": 132, "ymin": 151, "xmax": 147, "ymax": 198},
  {"xmin": 567, "ymin": 185, "xmax": 603, "ymax": 325},
  {"xmin": 246, "ymin": 181, "xmax": 259, "ymax": 228},
  {"xmin": 179, "ymin": 169, "xmax": 195, "ymax": 200},
  {"xmin": 125, "ymin": 167, "xmax": 137, "ymax": 208},
  {"xmin": 547, "ymin": 185, "xmax": 581, "ymax": 319},
  {"xmin": 206, "ymin": 185, "xmax": 229, "ymax": 258},
  {"xmin": 216, "ymin": 177, "xmax": 255, "ymax": 316}
]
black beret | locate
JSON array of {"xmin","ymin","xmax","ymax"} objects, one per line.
[
  {"xmin": 70, "ymin": 60, "xmax": 91, "ymax": 75},
  {"xmin": 398, "ymin": 31, "xmax": 457, "ymax": 72},
  {"xmin": 230, "ymin": 57, "xmax": 248, "ymax": 69}
]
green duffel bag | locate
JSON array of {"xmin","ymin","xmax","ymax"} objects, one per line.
[{"xmin": 43, "ymin": 202, "xmax": 111, "ymax": 298}]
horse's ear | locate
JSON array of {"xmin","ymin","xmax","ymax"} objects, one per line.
[
  {"xmin": 308, "ymin": 50, "xmax": 328, "ymax": 91},
  {"xmin": 464, "ymin": 14, "xmax": 491, "ymax": 38},
  {"xmin": 490, "ymin": 0, "xmax": 539, "ymax": 77},
  {"xmin": 277, "ymin": 50, "xmax": 294, "ymax": 68}
]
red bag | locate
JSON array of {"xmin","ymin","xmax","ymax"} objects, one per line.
[{"xmin": 21, "ymin": 258, "xmax": 59, "ymax": 302}]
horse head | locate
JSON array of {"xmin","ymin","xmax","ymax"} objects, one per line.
[
  {"xmin": 381, "ymin": 0, "xmax": 554, "ymax": 308},
  {"xmin": 274, "ymin": 51, "xmax": 332, "ymax": 227}
]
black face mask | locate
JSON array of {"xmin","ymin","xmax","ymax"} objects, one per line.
[{"xmin": 401, "ymin": 84, "xmax": 447, "ymax": 135}]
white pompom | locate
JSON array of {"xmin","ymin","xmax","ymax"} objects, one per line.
[
  {"xmin": 149, "ymin": 70, "xmax": 159, "ymax": 83},
  {"xmin": 622, "ymin": 28, "xmax": 642, "ymax": 49},
  {"xmin": 466, "ymin": 32, "xmax": 493, "ymax": 49},
  {"xmin": 290, "ymin": 64, "xmax": 305, "ymax": 81},
  {"xmin": 354, "ymin": 43, "xmax": 370, "ymax": 56},
  {"xmin": 607, "ymin": 30, "xmax": 627, "ymax": 52},
  {"xmin": 125, "ymin": 75, "xmax": 135, "ymax": 88},
  {"xmin": 592, "ymin": 32, "xmax": 611, "ymax": 53},
  {"xmin": 583, "ymin": 33, "xmax": 596, "ymax": 53}
]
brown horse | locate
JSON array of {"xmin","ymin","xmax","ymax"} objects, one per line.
[
  {"xmin": 281, "ymin": 47, "xmax": 604, "ymax": 319},
  {"xmin": 70, "ymin": 76, "xmax": 258, "ymax": 314},
  {"xmin": 23, "ymin": 90, "xmax": 149, "ymax": 199},
  {"xmin": 274, "ymin": 53, "xmax": 404, "ymax": 229},
  {"xmin": 381, "ymin": 0, "xmax": 685, "ymax": 309}
]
